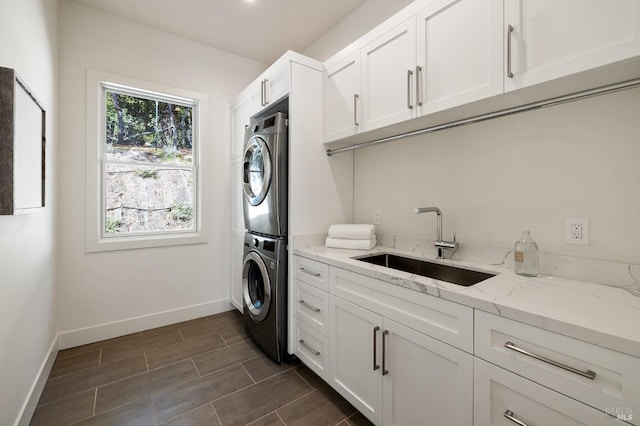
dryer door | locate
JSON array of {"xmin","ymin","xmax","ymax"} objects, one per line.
[
  {"xmin": 242, "ymin": 136, "xmax": 272, "ymax": 206},
  {"xmin": 242, "ymin": 251, "xmax": 272, "ymax": 322}
]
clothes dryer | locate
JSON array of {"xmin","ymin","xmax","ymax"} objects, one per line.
[
  {"xmin": 242, "ymin": 112, "xmax": 288, "ymax": 237},
  {"xmin": 241, "ymin": 232, "xmax": 287, "ymax": 363}
]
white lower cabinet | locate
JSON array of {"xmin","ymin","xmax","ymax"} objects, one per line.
[
  {"xmin": 382, "ymin": 317, "xmax": 473, "ymax": 426},
  {"xmin": 329, "ymin": 294, "xmax": 473, "ymax": 426},
  {"xmin": 474, "ymin": 358, "xmax": 623, "ymax": 426},
  {"xmin": 293, "ymin": 256, "xmax": 639, "ymax": 426},
  {"xmin": 329, "ymin": 295, "xmax": 384, "ymax": 424}
]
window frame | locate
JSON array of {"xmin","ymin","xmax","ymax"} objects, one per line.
[{"xmin": 86, "ymin": 69, "xmax": 209, "ymax": 252}]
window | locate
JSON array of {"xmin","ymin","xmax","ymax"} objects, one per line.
[{"xmin": 86, "ymin": 70, "xmax": 209, "ymax": 251}]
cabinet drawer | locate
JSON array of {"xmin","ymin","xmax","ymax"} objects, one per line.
[
  {"xmin": 294, "ymin": 280, "xmax": 329, "ymax": 335},
  {"xmin": 295, "ymin": 320, "xmax": 329, "ymax": 381},
  {"xmin": 293, "ymin": 256, "xmax": 329, "ymax": 291},
  {"xmin": 330, "ymin": 266, "xmax": 473, "ymax": 353},
  {"xmin": 475, "ymin": 310, "xmax": 640, "ymax": 424},
  {"xmin": 475, "ymin": 358, "xmax": 623, "ymax": 426}
]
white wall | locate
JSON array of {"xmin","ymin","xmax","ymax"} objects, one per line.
[
  {"xmin": 57, "ymin": 1, "xmax": 265, "ymax": 344},
  {"xmin": 304, "ymin": 0, "xmax": 414, "ymax": 61},
  {"xmin": 0, "ymin": 1, "xmax": 58, "ymax": 424},
  {"xmin": 354, "ymin": 86, "xmax": 640, "ymax": 265}
]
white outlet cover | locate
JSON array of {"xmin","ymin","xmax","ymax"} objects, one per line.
[
  {"xmin": 373, "ymin": 209, "xmax": 381, "ymax": 225},
  {"xmin": 565, "ymin": 218, "xmax": 589, "ymax": 245}
]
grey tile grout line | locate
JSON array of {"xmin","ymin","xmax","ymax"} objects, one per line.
[
  {"xmin": 292, "ymin": 367, "xmax": 314, "ymax": 389},
  {"xmin": 245, "ymin": 410, "xmax": 283, "ymax": 426},
  {"xmin": 274, "ymin": 410, "xmax": 287, "ymax": 426},
  {"xmin": 151, "ymin": 393, "xmax": 160, "ymax": 426},
  {"xmin": 211, "ymin": 402, "xmax": 223, "ymax": 426},
  {"xmin": 190, "ymin": 356, "xmax": 202, "ymax": 377},
  {"xmin": 92, "ymin": 387, "xmax": 98, "ymax": 416},
  {"xmin": 239, "ymin": 361, "xmax": 257, "ymax": 384},
  {"xmin": 266, "ymin": 385, "xmax": 316, "ymax": 415}
]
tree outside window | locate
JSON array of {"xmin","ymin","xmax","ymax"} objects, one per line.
[{"xmin": 102, "ymin": 88, "xmax": 198, "ymax": 236}]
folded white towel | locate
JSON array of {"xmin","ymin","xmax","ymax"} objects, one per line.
[
  {"xmin": 325, "ymin": 237, "xmax": 377, "ymax": 250},
  {"xmin": 328, "ymin": 224, "xmax": 376, "ymax": 240}
]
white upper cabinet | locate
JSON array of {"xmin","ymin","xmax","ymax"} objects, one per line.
[
  {"xmin": 416, "ymin": 0, "xmax": 504, "ymax": 115},
  {"xmin": 361, "ymin": 17, "xmax": 417, "ymax": 132},
  {"xmin": 324, "ymin": 52, "xmax": 361, "ymax": 141},
  {"xmin": 249, "ymin": 60, "xmax": 290, "ymax": 112},
  {"xmin": 504, "ymin": 0, "xmax": 640, "ymax": 91}
]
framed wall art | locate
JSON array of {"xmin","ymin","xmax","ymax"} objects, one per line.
[{"xmin": 0, "ymin": 66, "xmax": 46, "ymax": 215}]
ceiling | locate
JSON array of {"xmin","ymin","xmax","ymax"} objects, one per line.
[{"xmin": 71, "ymin": 0, "xmax": 368, "ymax": 64}]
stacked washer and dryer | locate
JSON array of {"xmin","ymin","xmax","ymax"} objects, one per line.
[{"xmin": 241, "ymin": 112, "xmax": 289, "ymax": 363}]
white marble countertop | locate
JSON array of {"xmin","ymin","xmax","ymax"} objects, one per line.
[{"xmin": 295, "ymin": 244, "xmax": 640, "ymax": 358}]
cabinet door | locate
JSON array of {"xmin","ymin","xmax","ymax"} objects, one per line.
[
  {"xmin": 230, "ymin": 158, "xmax": 245, "ymax": 312},
  {"xmin": 250, "ymin": 61, "xmax": 291, "ymax": 112},
  {"xmin": 505, "ymin": 0, "xmax": 640, "ymax": 91},
  {"xmin": 361, "ymin": 17, "xmax": 417, "ymax": 132},
  {"xmin": 382, "ymin": 318, "xmax": 473, "ymax": 426},
  {"xmin": 474, "ymin": 358, "xmax": 624, "ymax": 426},
  {"xmin": 329, "ymin": 295, "xmax": 383, "ymax": 425},
  {"xmin": 229, "ymin": 229, "xmax": 244, "ymax": 312},
  {"xmin": 230, "ymin": 94, "xmax": 251, "ymax": 159},
  {"xmin": 416, "ymin": 0, "xmax": 503, "ymax": 115},
  {"xmin": 324, "ymin": 53, "xmax": 361, "ymax": 142}
]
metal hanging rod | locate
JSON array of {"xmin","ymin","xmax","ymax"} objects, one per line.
[{"xmin": 326, "ymin": 78, "xmax": 640, "ymax": 156}]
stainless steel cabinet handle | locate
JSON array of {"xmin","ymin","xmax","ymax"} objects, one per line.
[
  {"xmin": 504, "ymin": 341, "xmax": 596, "ymax": 380},
  {"xmin": 299, "ymin": 339, "xmax": 320, "ymax": 356},
  {"xmin": 260, "ymin": 80, "xmax": 265, "ymax": 106},
  {"xmin": 507, "ymin": 25, "xmax": 514, "ymax": 78},
  {"xmin": 416, "ymin": 66, "xmax": 423, "ymax": 107},
  {"xmin": 353, "ymin": 93, "xmax": 359, "ymax": 126},
  {"xmin": 298, "ymin": 267, "xmax": 321, "ymax": 277},
  {"xmin": 263, "ymin": 79, "xmax": 269, "ymax": 105},
  {"xmin": 407, "ymin": 70, "xmax": 414, "ymax": 109},
  {"xmin": 298, "ymin": 300, "xmax": 320, "ymax": 313},
  {"xmin": 373, "ymin": 326, "xmax": 380, "ymax": 371},
  {"xmin": 382, "ymin": 329, "xmax": 389, "ymax": 375},
  {"xmin": 504, "ymin": 410, "xmax": 528, "ymax": 426}
]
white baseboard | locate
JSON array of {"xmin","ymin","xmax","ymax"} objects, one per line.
[
  {"xmin": 57, "ymin": 298, "xmax": 234, "ymax": 350},
  {"xmin": 15, "ymin": 335, "xmax": 59, "ymax": 426}
]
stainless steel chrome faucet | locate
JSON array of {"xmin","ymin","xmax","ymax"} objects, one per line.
[{"xmin": 415, "ymin": 207, "xmax": 459, "ymax": 259}]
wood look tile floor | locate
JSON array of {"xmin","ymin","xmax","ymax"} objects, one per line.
[{"xmin": 31, "ymin": 310, "xmax": 372, "ymax": 426}]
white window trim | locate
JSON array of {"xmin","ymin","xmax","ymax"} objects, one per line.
[{"xmin": 85, "ymin": 69, "xmax": 209, "ymax": 252}]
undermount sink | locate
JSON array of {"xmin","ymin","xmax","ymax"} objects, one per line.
[{"xmin": 354, "ymin": 253, "xmax": 496, "ymax": 286}]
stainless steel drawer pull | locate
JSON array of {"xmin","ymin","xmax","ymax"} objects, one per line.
[
  {"xmin": 504, "ymin": 410, "xmax": 528, "ymax": 426},
  {"xmin": 298, "ymin": 267, "xmax": 321, "ymax": 277},
  {"xmin": 262, "ymin": 79, "xmax": 270, "ymax": 105},
  {"xmin": 382, "ymin": 330, "xmax": 389, "ymax": 376},
  {"xmin": 299, "ymin": 339, "xmax": 320, "ymax": 356},
  {"xmin": 506, "ymin": 25, "xmax": 514, "ymax": 78},
  {"xmin": 504, "ymin": 341, "xmax": 596, "ymax": 380},
  {"xmin": 373, "ymin": 326, "xmax": 380, "ymax": 371},
  {"xmin": 407, "ymin": 69, "xmax": 414, "ymax": 109},
  {"xmin": 353, "ymin": 93, "xmax": 359, "ymax": 126},
  {"xmin": 298, "ymin": 300, "xmax": 320, "ymax": 312},
  {"xmin": 416, "ymin": 65, "xmax": 423, "ymax": 106}
]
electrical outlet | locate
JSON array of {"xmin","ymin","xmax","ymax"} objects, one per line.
[
  {"xmin": 566, "ymin": 218, "xmax": 589, "ymax": 245},
  {"xmin": 373, "ymin": 209, "xmax": 381, "ymax": 225}
]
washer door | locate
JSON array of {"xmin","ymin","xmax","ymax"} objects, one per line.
[
  {"xmin": 242, "ymin": 251, "xmax": 272, "ymax": 322},
  {"xmin": 242, "ymin": 136, "xmax": 272, "ymax": 206}
]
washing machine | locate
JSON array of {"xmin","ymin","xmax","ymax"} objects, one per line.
[
  {"xmin": 242, "ymin": 232, "xmax": 287, "ymax": 363},
  {"xmin": 242, "ymin": 112, "xmax": 288, "ymax": 237}
]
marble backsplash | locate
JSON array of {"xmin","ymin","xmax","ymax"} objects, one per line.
[{"xmin": 293, "ymin": 232, "xmax": 640, "ymax": 294}]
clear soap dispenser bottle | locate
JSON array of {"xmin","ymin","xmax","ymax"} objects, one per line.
[{"xmin": 514, "ymin": 230, "xmax": 539, "ymax": 277}]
